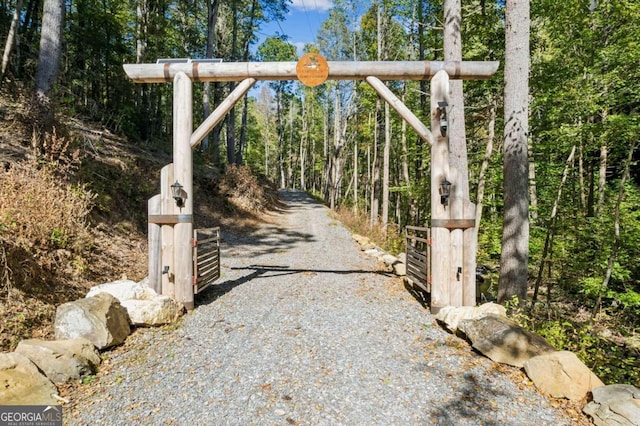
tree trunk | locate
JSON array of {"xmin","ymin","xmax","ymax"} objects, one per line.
[
  {"xmin": 498, "ymin": 0, "xmax": 530, "ymax": 305},
  {"xmin": 593, "ymin": 141, "xmax": 636, "ymax": 317},
  {"xmin": 1, "ymin": 0, "xmax": 23, "ymax": 83},
  {"xmin": 531, "ymin": 145, "xmax": 576, "ymax": 309},
  {"xmin": 475, "ymin": 99, "xmax": 496, "ymax": 227},
  {"xmin": 202, "ymin": 0, "xmax": 221, "ymax": 154},
  {"xmin": 370, "ymin": 99, "xmax": 380, "ymax": 227},
  {"xmin": 382, "ymin": 98, "xmax": 390, "ymax": 231},
  {"xmin": 528, "ymin": 140, "xmax": 538, "ymax": 221},
  {"xmin": 33, "ymin": 0, "xmax": 64, "ymax": 151},
  {"xmin": 596, "ymin": 141, "xmax": 607, "ymax": 216}
]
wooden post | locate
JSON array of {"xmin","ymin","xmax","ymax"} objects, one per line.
[
  {"xmin": 148, "ymin": 194, "xmax": 162, "ymax": 294},
  {"xmin": 449, "ymin": 170, "xmax": 464, "ymax": 307},
  {"xmin": 365, "ymin": 76, "xmax": 434, "ymax": 146},
  {"xmin": 430, "ymin": 70, "xmax": 451, "ymax": 314},
  {"xmin": 173, "ymin": 71, "xmax": 194, "ymax": 311},
  {"xmin": 463, "ymin": 200, "xmax": 477, "ymax": 306},
  {"xmin": 191, "ymin": 77, "xmax": 256, "ymax": 149},
  {"xmin": 161, "ymin": 164, "xmax": 175, "ymax": 297}
]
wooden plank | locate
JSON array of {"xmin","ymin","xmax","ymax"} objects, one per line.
[
  {"xmin": 197, "ymin": 260, "xmax": 219, "ymax": 274},
  {"xmin": 161, "ymin": 164, "xmax": 175, "ymax": 298},
  {"xmin": 197, "ymin": 252, "xmax": 220, "ymax": 267},
  {"xmin": 148, "ymin": 194, "xmax": 162, "ymax": 294},
  {"xmin": 407, "ymin": 248, "xmax": 427, "ymax": 262},
  {"xmin": 123, "ymin": 60, "xmax": 500, "ymax": 84},
  {"xmin": 148, "ymin": 214, "xmax": 193, "ymax": 224},
  {"xmin": 406, "ymin": 235, "xmax": 430, "ymax": 244}
]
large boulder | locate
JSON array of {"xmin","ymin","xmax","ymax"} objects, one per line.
[
  {"xmin": 121, "ymin": 296, "xmax": 183, "ymax": 326},
  {"xmin": 458, "ymin": 314, "xmax": 556, "ymax": 367},
  {"xmin": 15, "ymin": 338, "xmax": 101, "ymax": 384},
  {"xmin": 523, "ymin": 351, "xmax": 605, "ymax": 401},
  {"xmin": 87, "ymin": 279, "xmax": 184, "ymax": 327},
  {"xmin": 436, "ymin": 303, "xmax": 507, "ymax": 333},
  {"xmin": 583, "ymin": 384, "xmax": 640, "ymax": 426},
  {"xmin": 0, "ymin": 352, "xmax": 58, "ymax": 405},
  {"xmin": 55, "ymin": 293, "xmax": 131, "ymax": 350},
  {"xmin": 87, "ymin": 279, "xmax": 156, "ymax": 301}
]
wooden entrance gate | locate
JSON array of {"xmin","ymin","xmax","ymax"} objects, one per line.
[
  {"xmin": 405, "ymin": 226, "xmax": 431, "ymax": 293},
  {"xmin": 125, "ymin": 58, "xmax": 498, "ymax": 311}
]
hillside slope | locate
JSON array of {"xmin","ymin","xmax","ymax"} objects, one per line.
[{"xmin": 0, "ymin": 88, "xmax": 278, "ymax": 351}]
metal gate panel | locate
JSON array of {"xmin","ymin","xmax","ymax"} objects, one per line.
[
  {"xmin": 193, "ymin": 227, "xmax": 221, "ymax": 294},
  {"xmin": 405, "ymin": 226, "xmax": 431, "ymax": 293}
]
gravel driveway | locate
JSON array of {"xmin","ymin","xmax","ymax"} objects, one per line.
[{"xmin": 68, "ymin": 190, "xmax": 576, "ymax": 425}]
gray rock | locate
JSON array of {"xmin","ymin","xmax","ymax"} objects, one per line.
[
  {"xmin": 351, "ymin": 234, "xmax": 370, "ymax": 246},
  {"xmin": 122, "ymin": 296, "xmax": 184, "ymax": 326},
  {"xmin": 524, "ymin": 351, "xmax": 605, "ymax": 401},
  {"xmin": 0, "ymin": 352, "xmax": 59, "ymax": 405},
  {"xmin": 436, "ymin": 303, "xmax": 507, "ymax": 333},
  {"xmin": 15, "ymin": 338, "xmax": 101, "ymax": 384},
  {"xmin": 365, "ymin": 248, "xmax": 385, "ymax": 257},
  {"xmin": 397, "ymin": 253, "xmax": 407, "ymax": 264},
  {"xmin": 458, "ymin": 314, "xmax": 556, "ymax": 367},
  {"xmin": 381, "ymin": 254, "xmax": 398, "ymax": 266},
  {"xmin": 583, "ymin": 384, "xmax": 640, "ymax": 426},
  {"xmin": 87, "ymin": 279, "xmax": 156, "ymax": 301},
  {"xmin": 54, "ymin": 293, "xmax": 131, "ymax": 350},
  {"xmin": 393, "ymin": 262, "xmax": 406, "ymax": 276}
]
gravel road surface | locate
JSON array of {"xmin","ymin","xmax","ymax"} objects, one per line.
[{"xmin": 68, "ymin": 190, "xmax": 577, "ymax": 425}]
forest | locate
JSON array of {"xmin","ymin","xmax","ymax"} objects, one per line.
[{"xmin": 0, "ymin": 0, "xmax": 638, "ymax": 386}]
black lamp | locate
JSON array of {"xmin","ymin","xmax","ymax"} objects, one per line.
[
  {"xmin": 170, "ymin": 180, "xmax": 185, "ymax": 208},
  {"xmin": 438, "ymin": 101, "xmax": 448, "ymax": 137},
  {"xmin": 440, "ymin": 179, "xmax": 452, "ymax": 206}
]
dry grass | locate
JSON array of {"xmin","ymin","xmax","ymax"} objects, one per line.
[
  {"xmin": 0, "ymin": 89, "xmax": 279, "ymax": 350},
  {"xmin": 332, "ymin": 206, "xmax": 404, "ymax": 256}
]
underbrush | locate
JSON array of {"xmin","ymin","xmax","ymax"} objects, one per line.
[
  {"xmin": 509, "ymin": 302, "xmax": 640, "ymax": 387},
  {"xmin": 332, "ymin": 206, "xmax": 404, "ymax": 255},
  {"xmin": 217, "ymin": 164, "xmax": 280, "ymax": 213}
]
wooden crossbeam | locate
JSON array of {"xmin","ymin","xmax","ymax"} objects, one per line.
[{"xmin": 123, "ymin": 60, "xmax": 499, "ymax": 84}]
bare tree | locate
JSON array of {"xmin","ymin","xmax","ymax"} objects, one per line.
[
  {"xmin": 33, "ymin": 0, "xmax": 64, "ymax": 151},
  {"xmin": 498, "ymin": 0, "xmax": 530, "ymax": 305},
  {"xmin": 1, "ymin": 0, "xmax": 23, "ymax": 84}
]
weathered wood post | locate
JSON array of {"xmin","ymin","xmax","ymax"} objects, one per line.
[
  {"xmin": 430, "ymin": 70, "xmax": 451, "ymax": 314},
  {"xmin": 147, "ymin": 194, "xmax": 161, "ymax": 293},
  {"xmin": 161, "ymin": 164, "xmax": 175, "ymax": 297},
  {"xmin": 173, "ymin": 72, "xmax": 194, "ymax": 310}
]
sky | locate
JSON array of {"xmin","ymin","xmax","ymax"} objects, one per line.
[{"xmin": 257, "ymin": 0, "xmax": 335, "ymax": 55}]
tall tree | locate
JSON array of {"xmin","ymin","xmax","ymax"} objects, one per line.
[
  {"xmin": 498, "ymin": 0, "xmax": 530, "ymax": 305},
  {"xmin": 1, "ymin": 0, "xmax": 22, "ymax": 84},
  {"xmin": 33, "ymin": 0, "xmax": 64, "ymax": 150}
]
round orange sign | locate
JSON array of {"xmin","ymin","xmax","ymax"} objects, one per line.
[{"xmin": 296, "ymin": 53, "xmax": 329, "ymax": 87}]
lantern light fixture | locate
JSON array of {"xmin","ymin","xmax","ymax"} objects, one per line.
[
  {"xmin": 170, "ymin": 180, "xmax": 185, "ymax": 208},
  {"xmin": 440, "ymin": 179, "xmax": 452, "ymax": 206},
  {"xmin": 438, "ymin": 101, "xmax": 448, "ymax": 137}
]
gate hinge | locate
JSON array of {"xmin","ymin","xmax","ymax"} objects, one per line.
[
  {"xmin": 192, "ymin": 276, "xmax": 198, "ymax": 286},
  {"xmin": 427, "ymin": 238, "xmax": 432, "ymax": 246},
  {"xmin": 191, "ymin": 239, "xmax": 198, "ymax": 247}
]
